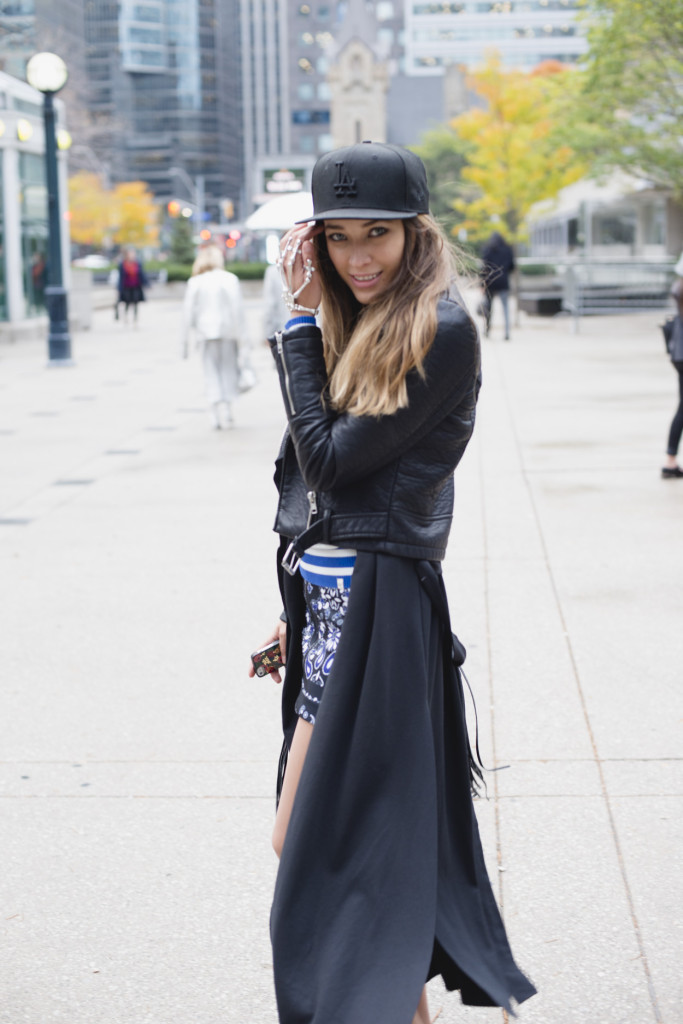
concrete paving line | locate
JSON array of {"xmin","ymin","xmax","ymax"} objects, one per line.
[
  {"xmin": 485, "ymin": 340, "xmax": 665, "ymax": 1024},
  {"xmin": 0, "ymin": 380, "xmax": 192, "ymax": 523}
]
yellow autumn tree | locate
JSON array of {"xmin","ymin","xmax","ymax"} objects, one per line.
[
  {"xmin": 68, "ymin": 171, "xmax": 115, "ymax": 248},
  {"xmin": 452, "ymin": 55, "xmax": 585, "ymax": 244},
  {"xmin": 111, "ymin": 181, "xmax": 159, "ymax": 247}
]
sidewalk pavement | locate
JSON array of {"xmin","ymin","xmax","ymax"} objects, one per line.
[{"xmin": 0, "ymin": 288, "xmax": 680, "ymax": 1024}]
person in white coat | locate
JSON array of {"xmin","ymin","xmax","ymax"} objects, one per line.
[
  {"xmin": 182, "ymin": 244, "xmax": 247, "ymax": 429},
  {"xmin": 262, "ymin": 260, "xmax": 289, "ymax": 340}
]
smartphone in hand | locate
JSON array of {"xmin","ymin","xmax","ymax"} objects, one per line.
[{"xmin": 251, "ymin": 640, "xmax": 284, "ymax": 677}]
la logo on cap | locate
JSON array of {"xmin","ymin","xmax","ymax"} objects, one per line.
[{"xmin": 333, "ymin": 161, "xmax": 357, "ymax": 198}]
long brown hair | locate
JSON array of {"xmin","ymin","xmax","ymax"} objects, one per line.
[{"xmin": 314, "ymin": 214, "xmax": 468, "ymax": 417}]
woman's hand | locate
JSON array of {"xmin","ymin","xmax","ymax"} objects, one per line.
[
  {"xmin": 248, "ymin": 619, "xmax": 287, "ymax": 684},
  {"xmin": 278, "ymin": 223, "xmax": 324, "ymax": 315}
]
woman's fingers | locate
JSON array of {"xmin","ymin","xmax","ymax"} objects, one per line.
[
  {"xmin": 277, "ymin": 224, "xmax": 322, "ymax": 313},
  {"xmin": 248, "ymin": 622, "xmax": 287, "ymax": 683},
  {"xmin": 277, "ymin": 618, "xmax": 287, "ymax": 664}
]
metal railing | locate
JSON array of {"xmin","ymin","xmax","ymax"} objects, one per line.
[{"xmin": 516, "ymin": 258, "xmax": 677, "ymax": 331}]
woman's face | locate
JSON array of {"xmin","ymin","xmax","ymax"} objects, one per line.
[{"xmin": 322, "ymin": 218, "xmax": 406, "ymax": 305}]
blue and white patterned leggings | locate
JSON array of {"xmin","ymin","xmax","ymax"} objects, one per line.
[{"xmin": 295, "ymin": 581, "xmax": 350, "ymax": 724}]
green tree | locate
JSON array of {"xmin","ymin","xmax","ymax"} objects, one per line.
[
  {"xmin": 451, "ymin": 55, "xmax": 585, "ymax": 244},
  {"xmin": 411, "ymin": 126, "xmax": 469, "ymax": 238},
  {"xmin": 169, "ymin": 216, "xmax": 196, "ymax": 264},
  {"xmin": 572, "ymin": 0, "xmax": 683, "ymax": 196}
]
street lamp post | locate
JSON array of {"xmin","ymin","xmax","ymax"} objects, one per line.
[{"xmin": 26, "ymin": 52, "xmax": 72, "ymax": 364}]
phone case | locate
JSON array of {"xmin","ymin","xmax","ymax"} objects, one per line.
[{"xmin": 251, "ymin": 640, "xmax": 284, "ymax": 677}]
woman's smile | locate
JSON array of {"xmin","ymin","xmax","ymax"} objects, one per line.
[{"xmin": 323, "ymin": 219, "xmax": 406, "ymax": 304}]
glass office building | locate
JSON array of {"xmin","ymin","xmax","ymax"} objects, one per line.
[
  {"xmin": 405, "ymin": 0, "xmax": 587, "ymax": 72},
  {"xmin": 84, "ymin": 0, "xmax": 242, "ymax": 220}
]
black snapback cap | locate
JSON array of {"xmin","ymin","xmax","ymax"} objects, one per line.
[{"xmin": 298, "ymin": 141, "xmax": 430, "ymax": 222}]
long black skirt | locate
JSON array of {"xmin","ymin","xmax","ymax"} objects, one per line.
[{"xmin": 272, "ymin": 550, "xmax": 536, "ymax": 1023}]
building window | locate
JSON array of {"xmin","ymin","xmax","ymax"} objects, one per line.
[
  {"xmin": 297, "ymin": 134, "xmax": 315, "ymax": 152},
  {"xmin": 318, "ymin": 133, "xmax": 333, "ymax": 152},
  {"xmin": 317, "ymin": 81, "xmax": 331, "ymax": 100},
  {"xmin": 376, "ymin": 1, "xmax": 394, "ymax": 19},
  {"xmin": 298, "ymin": 83, "xmax": 315, "ymax": 99},
  {"xmin": 19, "ymin": 153, "xmax": 48, "ymax": 316},
  {"xmin": 292, "ymin": 109, "xmax": 330, "ymax": 124}
]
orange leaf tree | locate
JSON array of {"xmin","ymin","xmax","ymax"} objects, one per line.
[
  {"xmin": 68, "ymin": 171, "xmax": 115, "ymax": 248},
  {"xmin": 111, "ymin": 181, "xmax": 160, "ymax": 248},
  {"xmin": 452, "ymin": 54, "xmax": 585, "ymax": 245}
]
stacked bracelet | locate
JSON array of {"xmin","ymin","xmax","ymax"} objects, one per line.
[{"xmin": 285, "ymin": 315, "xmax": 317, "ymax": 329}]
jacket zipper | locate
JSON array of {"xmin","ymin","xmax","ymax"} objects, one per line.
[
  {"xmin": 281, "ymin": 489, "xmax": 318, "ymax": 577},
  {"xmin": 275, "ymin": 332, "xmax": 296, "ymax": 415},
  {"xmin": 306, "ymin": 490, "xmax": 318, "ymax": 526}
]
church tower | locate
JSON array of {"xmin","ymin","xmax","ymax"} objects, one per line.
[{"xmin": 327, "ymin": 2, "xmax": 388, "ymax": 148}]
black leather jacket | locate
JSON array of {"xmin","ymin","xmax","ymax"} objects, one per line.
[{"xmin": 270, "ymin": 295, "xmax": 481, "ymax": 563}]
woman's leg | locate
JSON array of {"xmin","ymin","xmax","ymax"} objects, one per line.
[
  {"xmin": 203, "ymin": 341, "xmax": 224, "ymax": 428},
  {"xmin": 412, "ymin": 986, "xmax": 431, "ymax": 1024},
  {"xmin": 272, "ymin": 716, "xmax": 314, "ymax": 858},
  {"xmin": 665, "ymin": 365, "xmax": 683, "ymax": 464},
  {"xmin": 500, "ymin": 290, "xmax": 511, "ymax": 339},
  {"xmin": 217, "ymin": 339, "xmax": 239, "ymax": 426}
]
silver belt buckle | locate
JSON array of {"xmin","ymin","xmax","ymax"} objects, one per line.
[{"xmin": 281, "ymin": 541, "xmax": 301, "ymax": 576}]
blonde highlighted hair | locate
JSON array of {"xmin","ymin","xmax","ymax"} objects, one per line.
[
  {"xmin": 315, "ymin": 214, "xmax": 468, "ymax": 417},
  {"xmin": 192, "ymin": 244, "xmax": 224, "ymax": 275}
]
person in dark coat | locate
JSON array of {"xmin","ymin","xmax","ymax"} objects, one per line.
[
  {"xmin": 661, "ymin": 274, "xmax": 683, "ymax": 478},
  {"xmin": 249, "ymin": 142, "xmax": 536, "ymax": 1024},
  {"xmin": 116, "ymin": 248, "xmax": 147, "ymax": 324},
  {"xmin": 480, "ymin": 230, "xmax": 515, "ymax": 340}
]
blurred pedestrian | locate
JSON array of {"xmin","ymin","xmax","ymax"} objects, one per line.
[
  {"xmin": 250, "ymin": 142, "xmax": 535, "ymax": 1024},
  {"xmin": 31, "ymin": 251, "xmax": 46, "ymax": 309},
  {"xmin": 116, "ymin": 248, "xmax": 147, "ymax": 324},
  {"xmin": 479, "ymin": 231, "xmax": 515, "ymax": 340},
  {"xmin": 262, "ymin": 260, "xmax": 289, "ymax": 340},
  {"xmin": 661, "ymin": 272, "xmax": 683, "ymax": 479},
  {"xmin": 182, "ymin": 244, "xmax": 247, "ymax": 429}
]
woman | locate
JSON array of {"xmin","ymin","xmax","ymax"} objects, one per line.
[
  {"xmin": 182, "ymin": 244, "xmax": 247, "ymax": 429},
  {"xmin": 251, "ymin": 142, "xmax": 536, "ymax": 1024},
  {"xmin": 662, "ymin": 274, "xmax": 683, "ymax": 478},
  {"xmin": 479, "ymin": 230, "xmax": 515, "ymax": 341},
  {"xmin": 116, "ymin": 248, "xmax": 147, "ymax": 324}
]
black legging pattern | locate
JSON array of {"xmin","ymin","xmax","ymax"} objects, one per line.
[{"xmin": 667, "ymin": 362, "xmax": 683, "ymax": 456}]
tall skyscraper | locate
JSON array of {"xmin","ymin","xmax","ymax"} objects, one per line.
[
  {"xmin": 240, "ymin": 0, "xmax": 406, "ymax": 210},
  {"xmin": 0, "ymin": 0, "xmax": 88, "ymax": 165},
  {"xmin": 83, "ymin": 0, "xmax": 242, "ymax": 221}
]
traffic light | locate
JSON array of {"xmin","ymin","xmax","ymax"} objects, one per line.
[{"xmin": 167, "ymin": 199, "xmax": 181, "ymax": 217}]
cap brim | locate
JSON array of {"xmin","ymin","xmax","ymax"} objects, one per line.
[{"xmin": 295, "ymin": 208, "xmax": 420, "ymax": 224}]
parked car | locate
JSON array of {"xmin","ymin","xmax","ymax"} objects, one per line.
[{"xmin": 72, "ymin": 255, "xmax": 111, "ymax": 269}]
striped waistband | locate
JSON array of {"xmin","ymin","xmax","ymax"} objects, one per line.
[{"xmin": 299, "ymin": 543, "xmax": 357, "ymax": 589}]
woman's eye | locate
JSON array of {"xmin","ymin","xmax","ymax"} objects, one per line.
[
  {"xmin": 326, "ymin": 232, "xmax": 345, "ymax": 243},
  {"xmin": 369, "ymin": 226, "xmax": 388, "ymax": 238}
]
